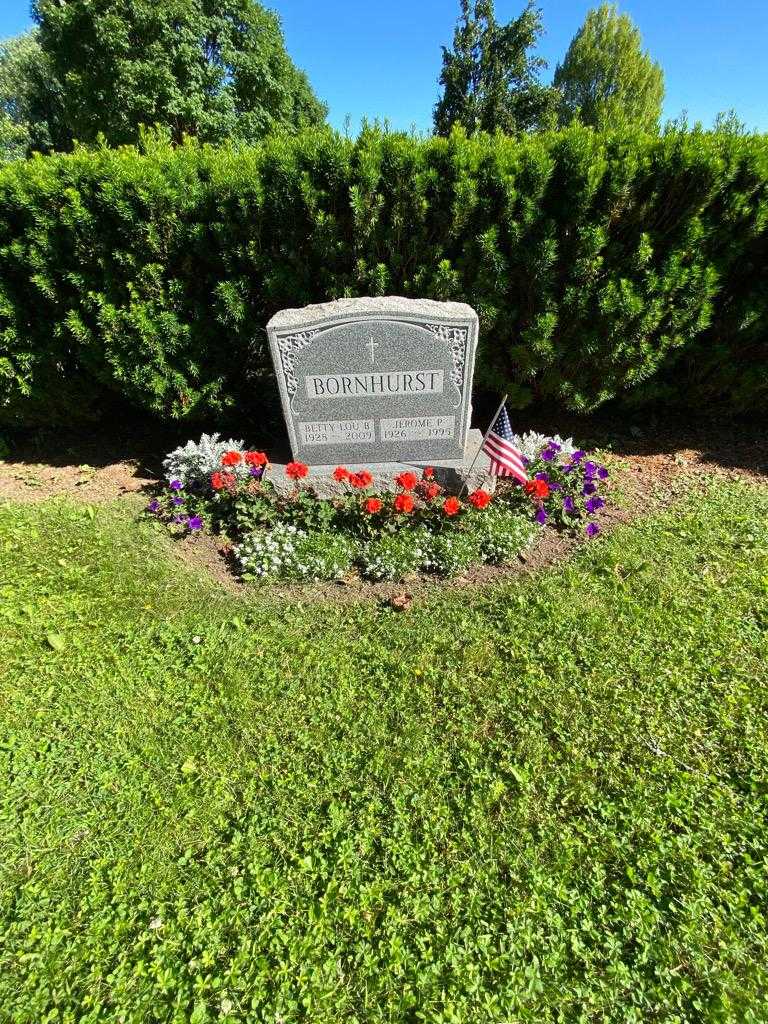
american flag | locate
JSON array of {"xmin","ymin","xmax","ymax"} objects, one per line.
[{"xmin": 481, "ymin": 405, "xmax": 528, "ymax": 483}]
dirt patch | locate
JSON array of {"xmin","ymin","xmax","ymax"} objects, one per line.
[
  {"xmin": 2, "ymin": 420, "xmax": 766, "ymax": 602},
  {"xmin": 168, "ymin": 530, "xmax": 245, "ymax": 594},
  {"xmin": 0, "ymin": 459, "xmax": 155, "ymax": 504}
]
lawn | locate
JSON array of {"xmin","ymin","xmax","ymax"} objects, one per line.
[{"xmin": 1, "ymin": 480, "xmax": 767, "ymax": 1023}]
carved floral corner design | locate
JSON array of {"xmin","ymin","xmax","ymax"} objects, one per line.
[
  {"xmin": 276, "ymin": 329, "xmax": 319, "ymax": 397},
  {"xmin": 423, "ymin": 324, "xmax": 469, "ymax": 389}
]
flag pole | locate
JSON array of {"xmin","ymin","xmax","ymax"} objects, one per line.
[{"xmin": 458, "ymin": 393, "xmax": 508, "ymax": 497}]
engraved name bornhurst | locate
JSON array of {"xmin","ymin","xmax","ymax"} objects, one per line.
[{"xmin": 305, "ymin": 370, "xmax": 444, "ymax": 399}]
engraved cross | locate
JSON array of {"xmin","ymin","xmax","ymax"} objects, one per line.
[{"xmin": 367, "ymin": 336, "xmax": 379, "ymax": 364}]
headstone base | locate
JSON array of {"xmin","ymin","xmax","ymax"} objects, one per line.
[{"xmin": 265, "ymin": 429, "xmax": 495, "ymax": 497}]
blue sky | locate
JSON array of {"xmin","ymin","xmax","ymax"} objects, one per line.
[{"xmin": 3, "ymin": 0, "xmax": 767, "ymax": 133}]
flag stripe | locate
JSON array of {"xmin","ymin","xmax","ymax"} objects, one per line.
[
  {"xmin": 493, "ymin": 462, "xmax": 527, "ymax": 483},
  {"xmin": 489, "ymin": 460, "xmax": 526, "ymax": 481},
  {"xmin": 483, "ymin": 440, "xmax": 526, "ymax": 475},
  {"xmin": 483, "ymin": 434, "xmax": 526, "ymax": 470},
  {"xmin": 485, "ymin": 450, "xmax": 526, "ymax": 476}
]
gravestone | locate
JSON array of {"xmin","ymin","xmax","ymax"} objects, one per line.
[{"xmin": 265, "ymin": 296, "xmax": 492, "ymax": 493}]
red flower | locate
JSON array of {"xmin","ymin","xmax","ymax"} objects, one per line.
[
  {"xmin": 350, "ymin": 470, "xmax": 373, "ymax": 489},
  {"xmin": 364, "ymin": 497, "xmax": 383, "ymax": 514},
  {"xmin": 524, "ymin": 479, "xmax": 550, "ymax": 500},
  {"xmin": 245, "ymin": 450, "xmax": 267, "ymax": 467},
  {"xmin": 395, "ymin": 471, "xmax": 418, "ymax": 491},
  {"xmin": 468, "ymin": 488, "xmax": 492, "ymax": 509},
  {"xmin": 394, "ymin": 493, "xmax": 415, "ymax": 514},
  {"xmin": 423, "ymin": 482, "xmax": 441, "ymax": 500},
  {"xmin": 212, "ymin": 471, "xmax": 237, "ymax": 491},
  {"xmin": 333, "ymin": 466, "xmax": 349, "ymax": 482},
  {"xmin": 286, "ymin": 461, "xmax": 309, "ymax": 480},
  {"xmin": 422, "ymin": 467, "xmax": 435, "ymax": 480},
  {"xmin": 221, "ymin": 450, "xmax": 242, "ymax": 466},
  {"xmin": 443, "ymin": 496, "xmax": 462, "ymax": 516}
]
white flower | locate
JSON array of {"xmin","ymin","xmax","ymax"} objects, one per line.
[{"xmin": 163, "ymin": 433, "xmax": 251, "ymax": 486}]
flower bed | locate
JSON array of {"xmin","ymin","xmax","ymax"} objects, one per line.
[{"xmin": 147, "ymin": 432, "xmax": 610, "ymax": 583}]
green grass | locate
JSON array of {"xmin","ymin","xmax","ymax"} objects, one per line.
[{"xmin": 1, "ymin": 482, "xmax": 767, "ymax": 1023}]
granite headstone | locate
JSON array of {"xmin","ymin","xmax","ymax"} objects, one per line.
[{"xmin": 266, "ymin": 297, "xmax": 479, "ymax": 469}]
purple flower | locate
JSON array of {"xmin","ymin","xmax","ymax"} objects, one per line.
[
  {"xmin": 571, "ymin": 450, "xmax": 585, "ymax": 463},
  {"xmin": 547, "ymin": 441, "xmax": 561, "ymax": 452},
  {"xmin": 562, "ymin": 496, "xmax": 575, "ymax": 513},
  {"xmin": 169, "ymin": 479, "xmax": 183, "ymax": 491},
  {"xmin": 597, "ymin": 466, "xmax": 609, "ymax": 480},
  {"xmin": 586, "ymin": 522, "xmax": 600, "ymax": 538},
  {"xmin": 585, "ymin": 496, "xmax": 605, "ymax": 514},
  {"xmin": 188, "ymin": 516, "xmax": 203, "ymax": 531},
  {"xmin": 582, "ymin": 482, "xmax": 597, "ymax": 496},
  {"xmin": 172, "ymin": 515, "xmax": 188, "ymax": 525},
  {"xmin": 540, "ymin": 448, "xmax": 555, "ymax": 462},
  {"xmin": 562, "ymin": 463, "xmax": 574, "ymax": 474},
  {"xmin": 147, "ymin": 499, "xmax": 160, "ymax": 513},
  {"xmin": 249, "ymin": 466, "xmax": 264, "ymax": 478},
  {"xmin": 583, "ymin": 461, "xmax": 597, "ymax": 478},
  {"xmin": 535, "ymin": 507, "xmax": 548, "ymax": 525},
  {"xmin": 172, "ymin": 496, "xmax": 184, "ymax": 506},
  {"xmin": 534, "ymin": 471, "xmax": 550, "ymax": 481},
  {"xmin": 522, "ymin": 456, "xmax": 530, "ymax": 466},
  {"xmin": 549, "ymin": 481, "xmax": 562, "ymax": 491}
]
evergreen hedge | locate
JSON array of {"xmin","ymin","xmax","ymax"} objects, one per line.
[{"xmin": 1, "ymin": 125, "xmax": 766, "ymax": 429}]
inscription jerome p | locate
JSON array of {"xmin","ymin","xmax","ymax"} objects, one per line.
[
  {"xmin": 305, "ymin": 370, "xmax": 444, "ymax": 399},
  {"xmin": 266, "ymin": 297, "xmax": 479, "ymax": 466},
  {"xmin": 380, "ymin": 415, "xmax": 455, "ymax": 441}
]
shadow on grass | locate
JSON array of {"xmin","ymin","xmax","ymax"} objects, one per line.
[
  {"xmin": 1, "ymin": 417, "xmax": 293, "ymax": 479},
  {"xmin": 3, "ymin": 403, "xmax": 766, "ymax": 479}
]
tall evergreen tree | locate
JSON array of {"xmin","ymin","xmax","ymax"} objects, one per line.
[
  {"xmin": 0, "ymin": 30, "xmax": 52, "ymax": 160},
  {"xmin": 434, "ymin": 0, "xmax": 558, "ymax": 136},
  {"xmin": 31, "ymin": 0, "xmax": 327, "ymax": 150},
  {"xmin": 554, "ymin": 3, "xmax": 664, "ymax": 131}
]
